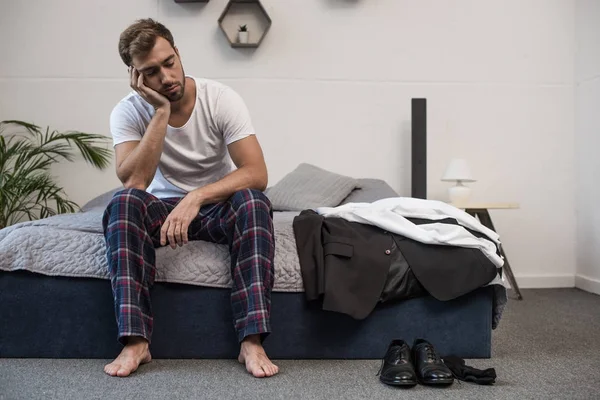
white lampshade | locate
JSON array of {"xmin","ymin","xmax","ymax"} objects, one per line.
[{"xmin": 441, "ymin": 158, "xmax": 476, "ymax": 182}]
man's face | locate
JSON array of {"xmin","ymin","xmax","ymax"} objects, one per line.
[{"xmin": 131, "ymin": 37, "xmax": 185, "ymax": 102}]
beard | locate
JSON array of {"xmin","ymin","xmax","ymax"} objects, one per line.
[
  {"xmin": 165, "ymin": 84, "xmax": 185, "ymax": 102},
  {"xmin": 162, "ymin": 65, "xmax": 186, "ymax": 102}
]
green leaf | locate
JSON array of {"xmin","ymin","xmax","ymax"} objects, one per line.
[{"xmin": 0, "ymin": 120, "xmax": 112, "ymax": 227}]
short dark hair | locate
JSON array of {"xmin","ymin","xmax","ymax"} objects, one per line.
[{"xmin": 118, "ymin": 18, "xmax": 175, "ymax": 66}]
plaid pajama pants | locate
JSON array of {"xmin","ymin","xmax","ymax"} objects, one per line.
[{"xmin": 102, "ymin": 188, "xmax": 275, "ymax": 345}]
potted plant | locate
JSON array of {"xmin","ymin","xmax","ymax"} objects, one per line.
[
  {"xmin": 0, "ymin": 120, "xmax": 112, "ymax": 229},
  {"xmin": 238, "ymin": 24, "xmax": 249, "ymax": 44}
]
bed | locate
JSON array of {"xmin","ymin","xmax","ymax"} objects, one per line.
[{"xmin": 0, "ymin": 99, "xmax": 504, "ymax": 359}]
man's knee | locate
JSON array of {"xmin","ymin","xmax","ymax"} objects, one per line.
[
  {"xmin": 104, "ymin": 189, "xmax": 154, "ymax": 225},
  {"xmin": 108, "ymin": 188, "xmax": 151, "ymax": 207},
  {"xmin": 229, "ymin": 189, "xmax": 272, "ymax": 214}
]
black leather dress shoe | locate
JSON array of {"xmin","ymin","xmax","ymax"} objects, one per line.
[
  {"xmin": 412, "ymin": 339, "xmax": 454, "ymax": 386},
  {"xmin": 378, "ymin": 340, "xmax": 417, "ymax": 387}
]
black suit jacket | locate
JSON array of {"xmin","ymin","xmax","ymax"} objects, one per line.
[{"xmin": 293, "ymin": 210, "xmax": 498, "ymax": 319}]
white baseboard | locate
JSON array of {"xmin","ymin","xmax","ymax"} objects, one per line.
[
  {"xmin": 575, "ymin": 274, "xmax": 600, "ymax": 295},
  {"xmin": 512, "ymin": 274, "xmax": 575, "ymax": 289}
]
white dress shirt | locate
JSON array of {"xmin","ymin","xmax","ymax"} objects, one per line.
[{"xmin": 316, "ymin": 197, "xmax": 504, "ymax": 268}]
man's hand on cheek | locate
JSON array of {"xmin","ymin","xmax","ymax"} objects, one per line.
[{"xmin": 160, "ymin": 194, "xmax": 203, "ymax": 249}]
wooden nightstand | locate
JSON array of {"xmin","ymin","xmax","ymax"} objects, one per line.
[{"xmin": 450, "ymin": 202, "xmax": 523, "ymax": 300}]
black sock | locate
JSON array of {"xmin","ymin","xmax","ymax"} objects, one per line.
[{"xmin": 442, "ymin": 355, "xmax": 497, "ymax": 385}]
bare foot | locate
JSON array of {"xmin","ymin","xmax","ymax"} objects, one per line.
[
  {"xmin": 104, "ymin": 337, "xmax": 152, "ymax": 377},
  {"xmin": 238, "ymin": 335, "xmax": 279, "ymax": 378}
]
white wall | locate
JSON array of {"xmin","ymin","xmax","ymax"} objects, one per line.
[
  {"xmin": 575, "ymin": 0, "xmax": 600, "ymax": 295},
  {"xmin": 0, "ymin": 0, "xmax": 576, "ymax": 288}
]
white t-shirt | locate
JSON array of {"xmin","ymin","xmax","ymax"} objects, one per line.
[{"xmin": 109, "ymin": 77, "xmax": 255, "ymax": 199}]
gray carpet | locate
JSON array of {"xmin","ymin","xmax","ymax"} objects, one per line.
[{"xmin": 1, "ymin": 288, "xmax": 599, "ymax": 400}]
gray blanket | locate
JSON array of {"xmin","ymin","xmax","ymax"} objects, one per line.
[
  {"xmin": 0, "ymin": 178, "xmax": 400, "ymax": 292},
  {"xmin": 0, "ymin": 209, "xmax": 305, "ymax": 292}
]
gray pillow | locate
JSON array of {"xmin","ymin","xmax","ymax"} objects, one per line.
[
  {"xmin": 339, "ymin": 178, "xmax": 399, "ymax": 204},
  {"xmin": 265, "ymin": 163, "xmax": 360, "ymax": 211},
  {"xmin": 80, "ymin": 187, "xmax": 123, "ymax": 212}
]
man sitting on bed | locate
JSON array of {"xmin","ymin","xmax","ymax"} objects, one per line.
[{"xmin": 102, "ymin": 18, "xmax": 278, "ymax": 378}]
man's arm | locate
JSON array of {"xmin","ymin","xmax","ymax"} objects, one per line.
[
  {"xmin": 187, "ymin": 135, "xmax": 268, "ymax": 206},
  {"xmin": 159, "ymin": 134, "xmax": 267, "ymax": 249},
  {"xmin": 115, "ymin": 108, "xmax": 169, "ymax": 189},
  {"xmin": 114, "ymin": 67, "xmax": 171, "ymax": 190}
]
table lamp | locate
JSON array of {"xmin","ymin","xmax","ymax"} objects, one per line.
[{"xmin": 441, "ymin": 158, "xmax": 476, "ymax": 204}]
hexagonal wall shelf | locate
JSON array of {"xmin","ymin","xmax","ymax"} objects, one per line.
[{"xmin": 218, "ymin": 0, "xmax": 272, "ymax": 48}]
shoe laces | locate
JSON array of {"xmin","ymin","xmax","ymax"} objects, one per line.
[
  {"xmin": 376, "ymin": 345, "xmax": 406, "ymax": 376},
  {"xmin": 390, "ymin": 346, "xmax": 408, "ymax": 362},
  {"xmin": 423, "ymin": 344, "xmax": 440, "ymax": 363}
]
